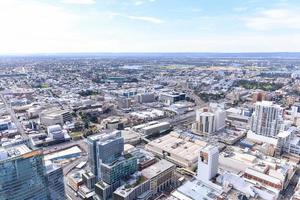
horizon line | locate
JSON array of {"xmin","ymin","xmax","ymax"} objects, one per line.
[{"xmin": 1, "ymin": 51, "xmax": 300, "ymax": 56}]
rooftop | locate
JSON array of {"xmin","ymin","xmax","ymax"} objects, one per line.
[
  {"xmin": 146, "ymin": 132, "xmax": 207, "ymax": 164},
  {"xmin": 0, "ymin": 144, "xmax": 31, "ymax": 161},
  {"xmin": 172, "ymin": 179, "xmax": 224, "ymax": 200},
  {"xmin": 142, "ymin": 159, "xmax": 174, "ymax": 179}
]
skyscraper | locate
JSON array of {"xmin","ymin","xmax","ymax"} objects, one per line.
[
  {"xmin": 45, "ymin": 160, "xmax": 65, "ymax": 200},
  {"xmin": 0, "ymin": 145, "xmax": 50, "ymax": 200},
  {"xmin": 87, "ymin": 130, "xmax": 124, "ymax": 180},
  {"xmin": 250, "ymin": 101, "xmax": 283, "ymax": 137},
  {"xmin": 193, "ymin": 103, "xmax": 226, "ymax": 135},
  {"xmin": 197, "ymin": 145, "xmax": 219, "ymax": 182}
]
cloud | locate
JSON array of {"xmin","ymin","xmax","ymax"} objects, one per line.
[
  {"xmin": 244, "ymin": 8, "xmax": 300, "ymax": 30},
  {"xmin": 126, "ymin": 15, "xmax": 164, "ymax": 24},
  {"xmin": 134, "ymin": 0, "xmax": 156, "ymax": 6},
  {"xmin": 107, "ymin": 12, "xmax": 165, "ymax": 24},
  {"xmin": 0, "ymin": 0, "xmax": 81, "ymax": 53},
  {"xmin": 234, "ymin": 7, "xmax": 248, "ymax": 13},
  {"xmin": 61, "ymin": 0, "xmax": 96, "ymax": 5}
]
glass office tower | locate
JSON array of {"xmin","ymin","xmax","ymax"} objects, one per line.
[
  {"xmin": 0, "ymin": 147, "xmax": 50, "ymax": 200},
  {"xmin": 87, "ymin": 130, "xmax": 124, "ymax": 180}
]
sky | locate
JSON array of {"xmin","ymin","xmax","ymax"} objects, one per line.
[{"xmin": 0, "ymin": 0, "xmax": 300, "ymax": 53}]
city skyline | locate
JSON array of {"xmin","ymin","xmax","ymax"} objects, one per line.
[{"xmin": 1, "ymin": 0, "xmax": 300, "ymax": 53}]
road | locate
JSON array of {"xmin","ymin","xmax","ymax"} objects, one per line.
[
  {"xmin": 160, "ymin": 110, "xmax": 196, "ymax": 126},
  {"xmin": 43, "ymin": 139, "xmax": 88, "ymax": 155},
  {"xmin": 63, "ymin": 155, "xmax": 88, "ymax": 175},
  {"xmin": 0, "ymin": 93, "xmax": 28, "ymax": 140},
  {"xmin": 180, "ymin": 81, "xmax": 206, "ymax": 108},
  {"xmin": 65, "ymin": 178, "xmax": 82, "ymax": 200}
]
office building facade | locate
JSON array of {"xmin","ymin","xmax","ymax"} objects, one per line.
[
  {"xmin": 0, "ymin": 147, "xmax": 50, "ymax": 200},
  {"xmin": 87, "ymin": 131, "xmax": 124, "ymax": 180},
  {"xmin": 46, "ymin": 161, "xmax": 65, "ymax": 200},
  {"xmin": 101, "ymin": 156, "xmax": 138, "ymax": 185}
]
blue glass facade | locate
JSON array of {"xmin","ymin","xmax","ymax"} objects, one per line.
[
  {"xmin": 0, "ymin": 150, "xmax": 50, "ymax": 200},
  {"xmin": 87, "ymin": 131, "xmax": 124, "ymax": 180},
  {"xmin": 101, "ymin": 156, "xmax": 138, "ymax": 185}
]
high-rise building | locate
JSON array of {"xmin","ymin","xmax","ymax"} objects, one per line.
[
  {"xmin": 193, "ymin": 103, "xmax": 226, "ymax": 135},
  {"xmin": 87, "ymin": 130, "xmax": 124, "ymax": 180},
  {"xmin": 101, "ymin": 156, "xmax": 138, "ymax": 185},
  {"xmin": 45, "ymin": 160, "xmax": 65, "ymax": 200},
  {"xmin": 0, "ymin": 144, "xmax": 50, "ymax": 200},
  {"xmin": 250, "ymin": 101, "xmax": 283, "ymax": 137},
  {"xmin": 197, "ymin": 145, "xmax": 219, "ymax": 182}
]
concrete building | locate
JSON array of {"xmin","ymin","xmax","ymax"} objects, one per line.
[
  {"xmin": 159, "ymin": 92, "xmax": 186, "ymax": 105},
  {"xmin": 40, "ymin": 108, "xmax": 72, "ymax": 126},
  {"xmin": 225, "ymin": 107, "xmax": 250, "ymax": 129},
  {"xmin": 145, "ymin": 131, "xmax": 207, "ymax": 169},
  {"xmin": 247, "ymin": 125, "xmax": 300, "ymax": 156},
  {"xmin": 250, "ymin": 101, "xmax": 283, "ymax": 137},
  {"xmin": 130, "ymin": 109, "xmax": 165, "ymax": 121},
  {"xmin": 218, "ymin": 172, "xmax": 278, "ymax": 200},
  {"xmin": 170, "ymin": 179, "xmax": 225, "ymax": 200},
  {"xmin": 67, "ymin": 170, "xmax": 84, "ymax": 191},
  {"xmin": 197, "ymin": 145, "xmax": 219, "ymax": 182},
  {"xmin": 47, "ymin": 124, "xmax": 65, "ymax": 141},
  {"xmin": 113, "ymin": 174, "xmax": 151, "ymax": 200},
  {"xmin": 95, "ymin": 180, "xmax": 121, "ymax": 200},
  {"xmin": 135, "ymin": 92, "xmax": 155, "ymax": 103},
  {"xmin": 140, "ymin": 121, "xmax": 171, "ymax": 136},
  {"xmin": 101, "ymin": 117, "xmax": 125, "ymax": 130},
  {"xmin": 193, "ymin": 103, "xmax": 226, "ymax": 135},
  {"xmin": 82, "ymin": 171, "xmax": 96, "ymax": 190},
  {"xmin": 218, "ymin": 146, "xmax": 297, "ymax": 196},
  {"xmin": 169, "ymin": 145, "xmax": 225, "ymax": 200},
  {"xmin": 141, "ymin": 159, "xmax": 175, "ymax": 195},
  {"xmin": 288, "ymin": 103, "xmax": 300, "ymax": 126}
]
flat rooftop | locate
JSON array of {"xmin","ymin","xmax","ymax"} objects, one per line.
[
  {"xmin": 42, "ymin": 108, "xmax": 70, "ymax": 116},
  {"xmin": 88, "ymin": 130, "xmax": 121, "ymax": 145},
  {"xmin": 0, "ymin": 144, "xmax": 31, "ymax": 161},
  {"xmin": 146, "ymin": 132, "xmax": 207, "ymax": 164},
  {"xmin": 142, "ymin": 159, "xmax": 174, "ymax": 179},
  {"xmin": 44, "ymin": 146, "xmax": 81, "ymax": 161},
  {"xmin": 173, "ymin": 179, "xmax": 224, "ymax": 200}
]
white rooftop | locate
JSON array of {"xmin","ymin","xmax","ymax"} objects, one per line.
[{"xmin": 142, "ymin": 159, "xmax": 174, "ymax": 179}]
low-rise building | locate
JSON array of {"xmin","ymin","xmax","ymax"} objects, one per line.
[
  {"xmin": 145, "ymin": 131, "xmax": 207, "ymax": 169},
  {"xmin": 141, "ymin": 159, "xmax": 176, "ymax": 195},
  {"xmin": 159, "ymin": 92, "xmax": 186, "ymax": 105},
  {"xmin": 40, "ymin": 108, "xmax": 72, "ymax": 126},
  {"xmin": 101, "ymin": 156, "xmax": 138, "ymax": 185},
  {"xmin": 113, "ymin": 174, "xmax": 151, "ymax": 200}
]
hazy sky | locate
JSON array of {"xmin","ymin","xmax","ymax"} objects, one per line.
[{"xmin": 1, "ymin": 0, "xmax": 300, "ymax": 53}]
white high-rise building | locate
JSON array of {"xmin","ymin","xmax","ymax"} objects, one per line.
[
  {"xmin": 250, "ymin": 101, "xmax": 283, "ymax": 137},
  {"xmin": 197, "ymin": 145, "xmax": 219, "ymax": 182},
  {"xmin": 193, "ymin": 103, "xmax": 225, "ymax": 134}
]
